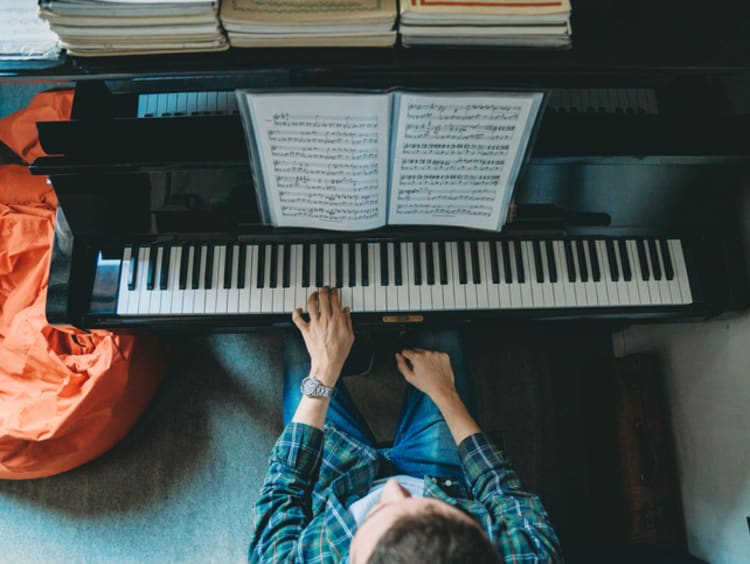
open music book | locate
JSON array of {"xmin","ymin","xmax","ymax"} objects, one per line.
[{"xmin": 236, "ymin": 89, "xmax": 545, "ymax": 231}]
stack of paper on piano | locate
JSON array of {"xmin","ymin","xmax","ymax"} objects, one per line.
[
  {"xmin": 220, "ymin": 0, "xmax": 397, "ymax": 48},
  {"xmin": 399, "ymin": 0, "xmax": 572, "ymax": 49},
  {"xmin": 235, "ymin": 89, "xmax": 544, "ymax": 231},
  {"xmin": 38, "ymin": 0, "xmax": 228, "ymax": 56}
]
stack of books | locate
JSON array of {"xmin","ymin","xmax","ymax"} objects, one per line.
[
  {"xmin": 220, "ymin": 0, "xmax": 397, "ymax": 48},
  {"xmin": 399, "ymin": 0, "xmax": 572, "ymax": 49},
  {"xmin": 38, "ymin": 0, "xmax": 228, "ymax": 57}
]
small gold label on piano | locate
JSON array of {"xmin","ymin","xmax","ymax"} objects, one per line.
[{"xmin": 382, "ymin": 314, "xmax": 424, "ymax": 323}]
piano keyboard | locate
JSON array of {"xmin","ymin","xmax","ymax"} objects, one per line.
[
  {"xmin": 114, "ymin": 238, "xmax": 692, "ymax": 316},
  {"xmin": 136, "ymin": 91, "xmax": 238, "ymax": 118}
]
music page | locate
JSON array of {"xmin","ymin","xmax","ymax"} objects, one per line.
[
  {"xmin": 387, "ymin": 92, "xmax": 543, "ymax": 230},
  {"xmin": 240, "ymin": 92, "xmax": 391, "ymax": 230}
]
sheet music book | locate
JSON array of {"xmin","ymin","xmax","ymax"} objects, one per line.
[{"xmin": 236, "ymin": 89, "xmax": 545, "ymax": 232}]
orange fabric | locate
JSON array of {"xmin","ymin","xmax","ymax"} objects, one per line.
[{"xmin": 0, "ymin": 90, "xmax": 165, "ymax": 479}]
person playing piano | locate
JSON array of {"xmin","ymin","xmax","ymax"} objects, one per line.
[{"xmin": 250, "ymin": 286, "xmax": 562, "ymax": 563}]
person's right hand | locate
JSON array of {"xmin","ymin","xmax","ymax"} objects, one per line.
[{"xmin": 395, "ymin": 348, "xmax": 457, "ymax": 403}]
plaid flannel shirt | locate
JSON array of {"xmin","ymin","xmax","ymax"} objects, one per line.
[{"xmin": 250, "ymin": 422, "xmax": 562, "ymax": 563}]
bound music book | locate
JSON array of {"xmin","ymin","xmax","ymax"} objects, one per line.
[{"xmin": 236, "ymin": 89, "xmax": 545, "ymax": 232}]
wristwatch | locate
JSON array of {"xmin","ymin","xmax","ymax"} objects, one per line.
[{"xmin": 300, "ymin": 375, "xmax": 335, "ymax": 398}]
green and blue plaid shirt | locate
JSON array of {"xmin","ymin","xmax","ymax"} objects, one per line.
[{"xmin": 250, "ymin": 422, "xmax": 562, "ymax": 563}]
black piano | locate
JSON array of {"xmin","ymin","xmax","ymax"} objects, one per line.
[{"xmin": 24, "ymin": 1, "xmax": 750, "ymax": 331}]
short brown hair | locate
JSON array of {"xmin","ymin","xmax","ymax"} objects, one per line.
[{"xmin": 367, "ymin": 510, "xmax": 501, "ymax": 564}]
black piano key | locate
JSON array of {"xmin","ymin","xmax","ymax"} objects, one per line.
[
  {"xmin": 348, "ymin": 243, "xmax": 356, "ymax": 287},
  {"xmin": 532, "ymin": 240, "xmax": 544, "ymax": 283},
  {"xmin": 489, "ymin": 241, "xmax": 500, "ymax": 284},
  {"xmin": 587, "ymin": 240, "xmax": 601, "ymax": 282},
  {"xmin": 514, "ymin": 241, "xmax": 525, "ymax": 284},
  {"xmin": 659, "ymin": 238, "xmax": 675, "ymax": 280},
  {"xmin": 178, "ymin": 243, "xmax": 189, "ymax": 290},
  {"xmin": 605, "ymin": 239, "xmax": 619, "ymax": 282},
  {"xmin": 192, "ymin": 245, "xmax": 202, "ymax": 289},
  {"xmin": 315, "ymin": 244, "xmax": 324, "ymax": 287},
  {"xmin": 545, "ymin": 240, "xmax": 558, "ymax": 283},
  {"xmin": 425, "ymin": 242, "xmax": 435, "ymax": 285},
  {"xmin": 223, "ymin": 244, "xmax": 234, "ymax": 289},
  {"xmin": 127, "ymin": 245, "xmax": 138, "ymax": 290},
  {"xmin": 470, "ymin": 241, "xmax": 481, "ymax": 284},
  {"xmin": 413, "ymin": 242, "xmax": 422, "ymax": 285},
  {"xmin": 575, "ymin": 240, "xmax": 589, "ymax": 282},
  {"xmin": 269, "ymin": 244, "xmax": 279, "ymax": 288},
  {"xmin": 237, "ymin": 245, "xmax": 246, "ymax": 289},
  {"xmin": 636, "ymin": 239, "xmax": 650, "ymax": 280},
  {"xmin": 302, "ymin": 243, "xmax": 311, "ymax": 287},
  {"xmin": 335, "ymin": 243, "xmax": 343, "ymax": 288},
  {"xmin": 564, "ymin": 240, "xmax": 576, "ymax": 282},
  {"xmin": 380, "ymin": 242, "xmax": 389, "ymax": 286},
  {"xmin": 647, "ymin": 238, "xmax": 662, "ymax": 280},
  {"xmin": 501, "ymin": 240, "xmax": 513, "ymax": 283},
  {"xmin": 159, "ymin": 245, "xmax": 170, "ymax": 290},
  {"xmin": 360, "ymin": 244, "xmax": 369, "ymax": 287},
  {"xmin": 204, "ymin": 245, "xmax": 214, "ymax": 289},
  {"xmin": 456, "ymin": 242, "xmax": 468, "ymax": 284},
  {"xmin": 618, "ymin": 240, "xmax": 632, "ymax": 281},
  {"xmin": 146, "ymin": 246, "xmax": 157, "ymax": 290},
  {"xmin": 282, "ymin": 243, "xmax": 291, "ymax": 288},
  {"xmin": 256, "ymin": 244, "xmax": 266, "ymax": 288},
  {"xmin": 393, "ymin": 243, "xmax": 403, "ymax": 286},
  {"xmin": 438, "ymin": 241, "xmax": 448, "ymax": 285}
]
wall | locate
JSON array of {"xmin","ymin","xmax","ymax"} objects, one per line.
[{"xmin": 614, "ymin": 188, "xmax": 750, "ymax": 564}]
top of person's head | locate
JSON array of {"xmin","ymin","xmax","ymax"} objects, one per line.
[{"xmin": 349, "ymin": 496, "xmax": 501, "ymax": 564}]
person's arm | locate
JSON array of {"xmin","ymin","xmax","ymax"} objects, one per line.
[
  {"xmin": 250, "ymin": 287, "xmax": 354, "ymax": 563},
  {"xmin": 396, "ymin": 348, "xmax": 563, "ymax": 563}
]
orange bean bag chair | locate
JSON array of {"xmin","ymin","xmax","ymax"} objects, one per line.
[{"xmin": 0, "ymin": 90, "xmax": 166, "ymax": 479}]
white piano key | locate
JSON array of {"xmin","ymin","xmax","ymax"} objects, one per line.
[
  {"xmin": 214, "ymin": 245, "xmax": 228, "ymax": 313},
  {"xmin": 396, "ymin": 243, "xmax": 410, "ymax": 311},
  {"xmin": 165, "ymin": 246, "xmax": 181, "ymax": 314},
  {"xmin": 351, "ymin": 243, "xmax": 364, "ymax": 312},
  {"xmin": 238, "ymin": 246, "xmax": 251, "ymax": 313},
  {"xmin": 307, "ymin": 244, "xmax": 317, "ymax": 308},
  {"xmin": 475, "ymin": 242, "xmax": 490, "ymax": 309},
  {"xmin": 150, "ymin": 247, "xmax": 164, "ymax": 314},
  {"xmin": 364, "ymin": 243, "xmax": 377, "ymax": 312},
  {"xmin": 418, "ymin": 242, "xmax": 432, "ymax": 310},
  {"xmin": 272, "ymin": 245, "xmax": 286, "ymax": 313},
  {"xmin": 248, "ymin": 245, "xmax": 262, "ymax": 314},
  {"xmin": 286, "ymin": 244, "xmax": 299, "ymax": 313},
  {"xmin": 117, "ymin": 246, "xmax": 132, "ymax": 314},
  {"xmin": 539, "ymin": 242, "xmax": 555, "ymax": 307},
  {"xmin": 156, "ymin": 94, "xmax": 168, "ymax": 117},
  {"xmin": 611, "ymin": 241, "xmax": 630, "ymax": 306},
  {"xmin": 134, "ymin": 247, "xmax": 150, "ymax": 314},
  {"xmin": 183, "ymin": 246, "xmax": 196, "ymax": 314},
  {"xmin": 569, "ymin": 243, "xmax": 587, "ymax": 307},
  {"xmin": 628, "ymin": 241, "xmax": 650, "ymax": 306},
  {"xmin": 623, "ymin": 240, "xmax": 641, "ymax": 305},
  {"xmin": 371, "ymin": 243, "xmax": 386, "ymax": 312},
  {"xmin": 322, "ymin": 244, "xmax": 332, "ymax": 288},
  {"xmin": 193, "ymin": 245, "xmax": 207, "ymax": 314},
  {"xmin": 580, "ymin": 242, "xmax": 599, "ymax": 307},
  {"xmin": 669, "ymin": 239, "xmax": 692, "ymax": 304},
  {"xmin": 260, "ymin": 244, "xmax": 273, "ymax": 313},
  {"xmin": 482, "ymin": 242, "xmax": 501, "ymax": 309},
  {"xmin": 340, "ymin": 243, "xmax": 353, "ymax": 310},
  {"xmin": 524, "ymin": 241, "xmax": 543, "ymax": 308},
  {"xmin": 228, "ymin": 244, "xmax": 240, "ymax": 313},
  {"xmin": 430, "ymin": 242, "xmax": 444, "ymax": 310},
  {"xmin": 595, "ymin": 241, "xmax": 616, "ymax": 306},
  {"xmin": 186, "ymin": 92, "xmax": 198, "ymax": 116},
  {"xmin": 405, "ymin": 242, "xmax": 420, "ymax": 312},
  {"xmin": 643, "ymin": 241, "xmax": 663, "ymax": 305},
  {"xmin": 196, "ymin": 91, "xmax": 208, "ymax": 114},
  {"xmin": 517, "ymin": 242, "xmax": 533, "ymax": 308},
  {"xmin": 206, "ymin": 91, "xmax": 218, "ymax": 114},
  {"xmin": 175, "ymin": 92, "xmax": 187, "ymax": 116},
  {"xmin": 653, "ymin": 242, "xmax": 673, "ymax": 304},
  {"xmin": 137, "ymin": 95, "xmax": 148, "ymax": 118},
  {"xmin": 385, "ymin": 242, "xmax": 398, "ymax": 310},
  {"xmin": 447, "ymin": 242, "xmax": 462, "ymax": 309},
  {"xmin": 495, "ymin": 242, "xmax": 512, "ymax": 308},
  {"xmin": 554, "ymin": 241, "xmax": 575, "ymax": 308}
]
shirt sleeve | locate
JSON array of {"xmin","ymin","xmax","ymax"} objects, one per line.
[
  {"xmin": 249, "ymin": 422, "xmax": 323, "ymax": 563},
  {"xmin": 458, "ymin": 432, "xmax": 563, "ymax": 563}
]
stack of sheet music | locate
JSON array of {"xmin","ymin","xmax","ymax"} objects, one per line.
[
  {"xmin": 220, "ymin": 0, "xmax": 397, "ymax": 48},
  {"xmin": 399, "ymin": 0, "xmax": 572, "ymax": 49},
  {"xmin": 38, "ymin": 0, "xmax": 228, "ymax": 57}
]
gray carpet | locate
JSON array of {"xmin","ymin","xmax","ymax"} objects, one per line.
[{"xmin": 0, "ymin": 326, "xmax": 619, "ymax": 563}]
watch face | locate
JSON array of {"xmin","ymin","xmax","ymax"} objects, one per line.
[{"xmin": 301, "ymin": 377, "xmax": 318, "ymax": 396}]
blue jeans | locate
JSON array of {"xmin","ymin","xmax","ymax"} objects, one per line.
[{"xmin": 283, "ymin": 329, "xmax": 478, "ymax": 482}]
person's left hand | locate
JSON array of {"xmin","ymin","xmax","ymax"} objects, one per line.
[{"xmin": 292, "ymin": 286, "xmax": 354, "ymax": 387}]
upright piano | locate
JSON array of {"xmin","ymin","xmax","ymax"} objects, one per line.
[{"xmin": 24, "ymin": 4, "xmax": 750, "ymax": 331}]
